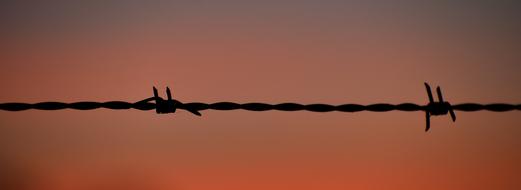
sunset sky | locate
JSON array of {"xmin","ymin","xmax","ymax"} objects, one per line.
[{"xmin": 1, "ymin": 1, "xmax": 521, "ymax": 189}]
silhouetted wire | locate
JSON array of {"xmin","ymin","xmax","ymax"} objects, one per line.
[{"xmin": 1, "ymin": 102, "xmax": 520, "ymax": 112}]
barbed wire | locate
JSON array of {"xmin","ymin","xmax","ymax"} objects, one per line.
[
  {"xmin": 1, "ymin": 101, "xmax": 520, "ymax": 112},
  {"xmin": 1, "ymin": 83, "xmax": 520, "ymax": 131}
]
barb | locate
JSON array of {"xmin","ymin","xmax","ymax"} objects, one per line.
[
  {"xmin": 1, "ymin": 83, "xmax": 520, "ymax": 131},
  {"xmin": 423, "ymin": 83, "xmax": 457, "ymax": 131}
]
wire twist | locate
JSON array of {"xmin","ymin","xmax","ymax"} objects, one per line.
[
  {"xmin": 2, "ymin": 83, "xmax": 520, "ymax": 132},
  {"xmin": 1, "ymin": 102, "xmax": 520, "ymax": 112}
]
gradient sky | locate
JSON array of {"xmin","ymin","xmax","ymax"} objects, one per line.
[{"xmin": 1, "ymin": 1, "xmax": 521, "ymax": 189}]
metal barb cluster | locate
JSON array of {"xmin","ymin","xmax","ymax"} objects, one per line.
[
  {"xmin": 136, "ymin": 87, "xmax": 202, "ymax": 116},
  {"xmin": 424, "ymin": 83, "xmax": 456, "ymax": 131}
]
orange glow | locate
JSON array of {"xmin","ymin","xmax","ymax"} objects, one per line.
[{"xmin": 1, "ymin": 1, "xmax": 521, "ymax": 189}]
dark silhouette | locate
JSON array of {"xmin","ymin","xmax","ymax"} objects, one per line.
[
  {"xmin": 424, "ymin": 83, "xmax": 456, "ymax": 131},
  {"xmin": 1, "ymin": 83, "xmax": 520, "ymax": 132},
  {"xmin": 136, "ymin": 87, "xmax": 202, "ymax": 116}
]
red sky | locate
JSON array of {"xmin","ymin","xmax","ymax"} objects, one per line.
[{"xmin": 1, "ymin": 1, "xmax": 521, "ymax": 189}]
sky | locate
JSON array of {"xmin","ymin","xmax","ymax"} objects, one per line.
[{"xmin": 1, "ymin": 0, "xmax": 521, "ymax": 189}]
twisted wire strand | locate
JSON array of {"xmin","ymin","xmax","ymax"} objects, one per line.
[{"xmin": 1, "ymin": 101, "xmax": 520, "ymax": 112}]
